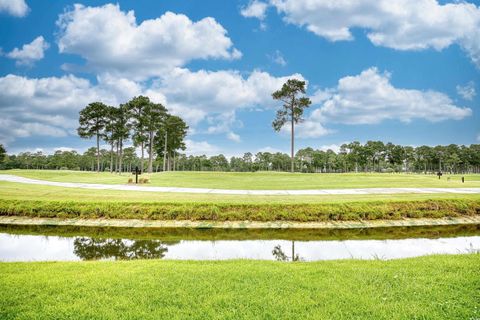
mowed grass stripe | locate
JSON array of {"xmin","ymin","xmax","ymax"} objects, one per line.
[{"xmin": 3, "ymin": 170, "xmax": 480, "ymax": 189}]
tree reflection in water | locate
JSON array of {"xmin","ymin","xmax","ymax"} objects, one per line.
[
  {"xmin": 272, "ymin": 241, "xmax": 302, "ymax": 261},
  {"xmin": 73, "ymin": 238, "xmax": 170, "ymax": 260}
]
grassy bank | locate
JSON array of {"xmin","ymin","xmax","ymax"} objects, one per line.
[
  {"xmin": 1, "ymin": 255, "xmax": 479, "ymax": 319},
  {"xmin": 0, "ymin": 182, "xmax": 479, "ymax": 222},
  {"xmin": 1, "ymin": 198, "xmax": 479, "ymax": 221},
  {"xmin": 3, "ymin": 169, "xmax": 480, "ymax": 189}
]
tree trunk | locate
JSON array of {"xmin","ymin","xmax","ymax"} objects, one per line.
[
  {"xmin": 96, "ymin": 132, "xmax": 100, "ymax": 173},
  {"xmin": 110, "ymin": 142, "xmax": 114, "ymax": 173},
  {"xmin": 290, "ymin": 106, "xmax": 295, "ymax": 173},
  {"xmin": 115, "ymin": 140, "xmax": 119, "ymax": 173},
  {"xmin": 163, "ymin": 132, "xmax": 168, "ymax": 172},
  {"xmin": 148, "ymin": 131, "xmax": 154, "ymax": 174},
  {"xmin": 140, "ymin": 142, "xmax": 144, "ymax": 174},
  {"xmin": 173, "ymin": 151, "xmax": 176, "ymax": 171},
  {"xmin": 119, "ymin": 138, "xmax": 123, "ymax": 174}
]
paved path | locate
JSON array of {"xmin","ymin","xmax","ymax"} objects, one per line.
[{"xmin": 1, "ymin": 174, "xmax": 480, "ymax": 195}]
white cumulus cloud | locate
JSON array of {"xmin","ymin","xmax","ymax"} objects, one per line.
[
  {"xmin": 0, "ymin": 68, "xmax": 305, "ymax": 146},
  {"xmin": 6, "ymin": 36, "xmax": 49, "ymax": 66},
  {"xmin": 227, "ymin": 132, "xmax": 242, "ymax": 142},
  {"xmin": 56, "ymin": 4, "xmax": 241, "ymax": 79},
  {"xmin": 260, "ymin": 0, "xmax": 480, "ymax": 67},
  {"xmin": 0, "ymin": 73, "xmax": 136, "ymax": 144},
  {"xmin": 296, "ymin": 67, "xmax": 472, "ymax": 138},
  {"xmin": 313, "ymin": 68, "xmax": 472, "ymax": 125},
  {"xmin": 268, "ymin": 50, "xmax": 287, "ymax": 66},
  {"xmin": 147, "ymin": 68, "xmax": 305, "ymax": 130},
  {"xmin": 241, "ymin": 0, "xmax": 268, "ymax": 19},
  {"xmin": 184, "ymin": 139, "xmax": 221, "ymax": 156},
  {"xmin": 0, "ymin": 0, "xmax": 29, "ymax": 17},
  {"xmin": 456, "ymin": 81, "xmax": 476, "ymax": 101}
]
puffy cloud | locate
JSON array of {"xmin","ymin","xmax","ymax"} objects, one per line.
[
  {"xmin": 0, "ymin": 68, "xmax": 304, "ymax": 146},
  {"xmin": 456, "ymin": 81, "xmax": 476, "ymax": 101},
  {"xmin": 268, "ymin": 50, "xmax": 287, "ymax": 66},
  {"xmin": 57, "ymin": 4, "xmax": 241, "ymax": 79},
  {"xmin": 227, "ymin": 132, "xmax": 242, "ymax": 142},
  {"xmin": 289, "ymin": 67, "xmax": 472, "ymax": 138},
  {"xmin": 147, "ymin": 68, "xmax": 304, "ymax": 128},
  {"xmin": 6, "ymin": 36, "xmax": 49, "ymax": 66},
  {"xmin": 313, "ymin": 68, "xmax": 472, "ymax": 125},
  {"xmin": 184, "ymin": 139, "xmax": 220, "ymax": 156},
  {"xmin": 0, "ymin": 73, "xmax": 132, "ymax": 144},
  {"xmin": 0, "ymin": 0, "xmax": 29, "ymax": 17},
  {"xmin": 241, "ymin": 1, "xmax": 268, "ymax": 19},
  {"xmin": 291, "ymin": 67, "xmax": 472, "ymax": 138},
  {"xmin": 318, "ymin": 144, "xmax": 342, "ymax": 153},
  {"xmin": 263, "ymin": 0, "xmax": 480, "ymax": 67},
  {"xmin": 294, "ymin": 120, "xmax": 331, "ymax": 138}
]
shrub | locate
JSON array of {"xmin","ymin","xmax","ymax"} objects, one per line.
[
  {"xmin": 127, "ymin": 178, "xmax": 133, "ymax": 184},
  {"xmin": 143, "ymin": 178, "xmax": 150, "ymax": 184}
]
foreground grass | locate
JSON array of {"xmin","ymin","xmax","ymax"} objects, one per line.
[
  {"xmin": 1, "ymin": 255, "xmax": 479, "ymax": 319},
  {"xmin": 0, "ymin": 182, "xmax": 479, "ymax": 221},
  {"xmin": 4, "ymin": 169, "xmax": 480, "ymax": 189}
]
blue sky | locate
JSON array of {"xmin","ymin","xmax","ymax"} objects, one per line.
[{"xmin": 0, "ymin": 0, "xmax": 479, "ymax": 156}]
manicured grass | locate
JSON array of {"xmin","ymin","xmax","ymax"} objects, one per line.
[
  {"xmin": 0, "ymin": 182, "xmax": 479, "ymax": 222},
  {"xmin": 2, "ymin": 181, "xmax": 480, "ymax": 204},
  {"xmin": 1, "ymin": 255, "xmax": 479, "ymax": 319},
  {"xmin": 3, "ymin": 169, "xmax": 480, "ymax": 189}
]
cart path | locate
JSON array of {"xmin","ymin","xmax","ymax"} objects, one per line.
[{"xmin": 1, "ymin": 174, "xmax": 480, "ymax": 195}]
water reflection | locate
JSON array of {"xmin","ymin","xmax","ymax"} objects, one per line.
[
  {"xmin": 0, "ymin": 224, "xmax": 479, "ymax": 262},
  {"xmin": 73, "ymin": 238, "xmax": 171, "ymax": 260},
  {"xmin": 272, "ymin": 241, "xmax": 303, "ymax": 261}
]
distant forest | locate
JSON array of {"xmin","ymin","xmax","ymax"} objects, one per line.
[{"xmin": 1, "ymin": 142, "xmax": 479, "ymax": 174}]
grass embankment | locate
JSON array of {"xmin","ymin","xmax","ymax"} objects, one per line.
[
  {"xmin": 4, "ymin": 169, "xmax": 480, "ymax": 189},
  {"xmin": 0, "ymin": 182, "xmax": 479, "ymax": 221},
  {"xmin": 1, "ymin": 255, "xmax": 479, "ymax": 319}
]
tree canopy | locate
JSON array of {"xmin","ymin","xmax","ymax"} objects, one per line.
[{"xmin": 272, "ymin": 79, "xmax": 312, "ymax": 172}]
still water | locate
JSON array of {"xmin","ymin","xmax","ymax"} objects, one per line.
[{"xmin": 1, "ymin": 224, "xmax": 479, "ymax": 262}]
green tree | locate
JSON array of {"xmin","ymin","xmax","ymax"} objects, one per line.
[
  {"xmin": 144, "ymin": 103, "xmax": 167, "ymax": 173},
  {"xmin": 77, "ymin": 102, "xmax": 109, "ymax": 172},
  {"xmin": 103, "ymin": 105, "xmax": 118, "ymax": 173},
  {"xmin": 0, "ymin": 144, "xmax": 6, "ymax": 163},
  {"xmin": 113, "ymin": 104, "xmax": 131, "ymax": 173},
  {"xmin": 122, "ymin": 147, "xmax": 137, "ymax": 173},
  {"xmin": 155, "ymin": 114, "xmax": 188, "ymax": 171},
  {"xmin": 272, "ymin": 79, "xmax": 311, "ymax": 172},
  {"xmin": 127, "ymin": 96, "xmax": 150, "ymax": 173}
]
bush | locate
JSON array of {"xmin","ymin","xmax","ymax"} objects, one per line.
[
  {"xmin": 143, "ymin": 178, "xmax": 150, "ymax": 184},
  {"xmin": 127, "ymin": 178, "xmax": 133, "ymax": 184}
]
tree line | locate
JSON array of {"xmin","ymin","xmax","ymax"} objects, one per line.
[
  {"xmin": 1, "ymin": 142, "xmax": 479, "ymax": 174},
  {"xmin": 76, "ymin": 96, "xmax": 188, "ymax": 174}
]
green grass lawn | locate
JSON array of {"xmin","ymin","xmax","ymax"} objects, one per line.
[
  {"xmin": 0, "ymin": 181, "xmax": 479, "ymax": 222},
  {"xmin": 1, "ymin": 255, "xmax": 479, "ymax": 320},
  {"xmin": 3, "ymin": 169, "xmax": 480, "ymax": 189},
  {"xmin": 1, "ymin": 170, "xmax": 479, "ymax": 222},
  {"xmin": 2, "ymin": 181, "xmax": 480, "ymax": 204}
]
